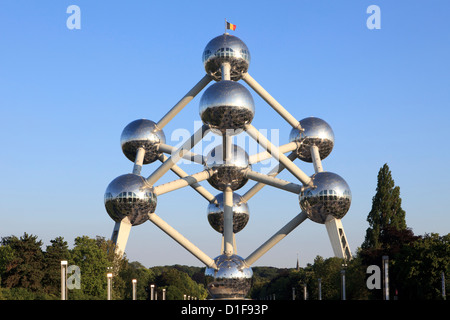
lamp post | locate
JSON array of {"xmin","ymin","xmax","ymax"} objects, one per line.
[
  {"xmin": 132, "ymin": 279, "xmax": 137, "ymax": 300},
  {"xmin": 341, "ymin": 263, "xmax": 347, "ymax": 300},
  {"xmin": 318, "ymin": 278, "xmax": 322, "ymax": 300},
  {"xmin": 382, "ymin": 256, "xmax": 389, "ymax": 300},
  {"xmin": 61, "ymin": 261, "xmax": 68, "ymax": 300},
  {"xmin": 150, "ymin": 284, "xmax": 155, "ymax": 300},
  {"xmin": 107, "ymin": 273, "xmax": 113, "ymax": 300}
]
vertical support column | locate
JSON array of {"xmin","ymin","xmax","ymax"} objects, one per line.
[
  {"xmin": 223, "ymin": 186, "xmax": 234, "ymax": 256},
  {"xmin": 310, "ymin": 145, "xmax": 323, "ymax": 173},
  {"xmin": 221, "ymin": 62, "xmax": 231, "ymax": 81},
  {"xmin": 61, "ymin": 260, "xmax": 68, "ymax": 300},
  {"xmin": 132, "ymin": 147, "xmax": 146, "ymax": 175},
  {"xmin": 111, "ymin": 218, "xmax": 132, "ymax": 257},
  {"xmin": 324, "ymin": 216, "xmax": 352, "ymax": 260}
]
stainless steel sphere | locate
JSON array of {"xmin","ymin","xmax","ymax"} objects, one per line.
[
  {"xmin": 205, "ymin": 144, "xmax": 250, "ymax": 191},
  {"xmin": 299, "ymin": 172, "xmax": 351, "ymax": 224},
  {"xmin": 207, "ymin": 193, "xmax": 249, "ymax": 234},
  {"xmin": 205, "ymin": 254, "xmax": 253, "ymax": 299},
  {"xmin": 199, "ymin": 81, "xmax": 255, "ymax": 135},
  {"xmin": 104, "ymin": 173, "xmax": 157, "ymax": 226},
  {"xmin": 121, "ymin": 119, "xmax": 166, "ymax": 164},
  {"xmin": 289, "ymin": 117, "xmax": 334, "ymax": 162},
  {"xmin": 203, "ymin": 34, "xmax": 251, "ymax": 81}
]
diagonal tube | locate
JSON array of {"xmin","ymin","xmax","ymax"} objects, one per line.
[
  {"xmin": 156, "ymin": 74, "xmax": 212, "ymax": 130},
  {"xmin": 153, "ymin": 169, "xmax": 214, "ymax": 196},
  {"xmin": 146, "ymin": 125, "xmax": 209, "ymax": 186},
  {"xmin": 244, "ymin": 211, "xmax": 308, "ymax": 267},
  {"xmin": 241, "ymin": 152, "xmax": 297, "ymax": 203},
  {"xmin": 245, "ymin": 124, "xmax": 313, "ymax": 187},
  {"xmin": 157, "ymin": 154, "xmax": 215, "ymax": 202},
  {"xmin": 248, "ymin": 141, "xmax": 298, "ymax": 164},
  {"xmin": 148, "ymin": 212, "xmax": 217, "ymax": 269},
  {"xmin": 244, "ymin": 169, "xmax": 303, "ymax": 195},
  {"xmin": 242, "ymin": 73, "xmax": 302, "ymax": 131}
]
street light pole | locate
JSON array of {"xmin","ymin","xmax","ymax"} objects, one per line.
[
  {"xmin": 61, "ymin": 261, "xmax": 68, "ymax": 300},
  {"xmin": 107, "ymin": 273, "xmax": 113, "ymax": 300},
  {"xmin": 132, "ymin": 279, "xmax": 137, "ymax": 300},
  {"xmin": 341, "ymin": 263, "xmax": 347, "ymax": 300}
]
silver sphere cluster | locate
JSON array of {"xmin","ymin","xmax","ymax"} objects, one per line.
[{"xmin": 104, "ymin": 30, "xmax": 353, "ymax": 300}]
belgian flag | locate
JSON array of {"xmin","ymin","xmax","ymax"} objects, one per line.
[{"xmin": 226, "ymin": 21, "xmax": 237, "ymax": 31}]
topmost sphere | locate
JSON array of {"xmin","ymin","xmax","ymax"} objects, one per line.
[{"xmin": 203, "ymin": 34, "xmax": 250, "ymax": 81}]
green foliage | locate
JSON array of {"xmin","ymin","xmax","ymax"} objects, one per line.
[{"xmin": 363, "ymin": 163, "xmax": 407, "ymax": 250}]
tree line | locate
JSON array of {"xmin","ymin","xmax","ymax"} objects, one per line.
[{"xmin": 0, "ymin": 164, "xmax": 448, "ymax": 300}]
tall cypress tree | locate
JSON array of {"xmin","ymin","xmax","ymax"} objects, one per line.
[{"xmin": 362, "ymin": 163, "xmax": 407, "ymax": 249}]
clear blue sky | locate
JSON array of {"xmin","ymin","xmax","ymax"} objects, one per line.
[{"xmin": 0, "ymin": 1, "xmax": 449, "ymax": 268}]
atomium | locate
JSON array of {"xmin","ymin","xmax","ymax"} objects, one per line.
[{"xmin": 104, "ymin": 27, "xmax": 353, "ymax": 300}]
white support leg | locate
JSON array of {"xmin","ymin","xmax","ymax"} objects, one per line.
[
  {"xmin": 325, "ymin": 216, "xmax": 352, "ymax": 261},
  {"xmin": 111, "ymin": 218, "xmax": 132, "ymax": 257}
]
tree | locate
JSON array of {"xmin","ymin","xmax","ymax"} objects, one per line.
[
  {"xmin": 42, "ymin": 236, "xmax": 71, "ymax": 296},
  {"xmin": 69, "ymin": 236, "xmax": 115, "ymax": 299},
  {"xmin": 0, "ymin": 233, "xmax": 45, "ymax": 292},
  {"xmin": 362, "ymin": 163, "xmax": 407, "ymax": 250}
]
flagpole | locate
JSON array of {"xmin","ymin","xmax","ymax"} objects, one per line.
[{"xmin": 224, "ymin": 18, "xmax": 227, "ymax": 34}]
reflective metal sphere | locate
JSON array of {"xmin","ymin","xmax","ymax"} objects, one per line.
[
  {"xmin": 205, "ymin": 144, "xmax": 250, "ymax": 191},
  {"xmin": 205, "ymin": 254, "xmax": 253, "ymax": 299},
  {"xmin": 199, "ymin": 81, "xmax": 255, "ymax": 135},
  {"xmin": 203, "ymin": 34, "xmax": 251, "ymax": 81},
  {"xmin": 289, "ymin": 117, "xmax": 334, "ymax": 162},
  {"xmin": 121, "ymin": 119, "xmax": 166, "ymax": 164},
  {"xmin": 104, "ymin": 173, "xmax": 157, "ymax": 226},
  {"xmin": 207, "ymin": 193, "xmax": 249, "ymax": 234},
  {"xmin": 299, "ymin": 172, "xmax": 351, "ymax": 224}
]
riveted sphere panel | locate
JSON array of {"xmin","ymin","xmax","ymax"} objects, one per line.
[
  {"xmin": 121, "ymin": 119, "xmax": 166, "ymax": 164},
  {"xmin": 203, "ymin": 34, "xmax": 250, "ymax": 81},
  {"xmin": 299, "ymin": 172, "xmax": 351, "ymax": 224},
  {"xmin": 104, "ymin": 173, "xmax": 157, "ymax": 226},
  {"xmin": 205, "ymin": 144, "xmax": 250, "ymax": 191},
  {"xmin": 289, "ymin": 117, "xmax": 334, "ymax": 162},
  {"xmin": 199, "ymin": 81, "xmax": 255, "ymax": 135},
  {"xmin": 205, "ymin": 254, "xmax": 253, "ymax": 300},
  {"xmin": 207, "ymin": 193, "xmax": 249, "ymax": 233}
]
